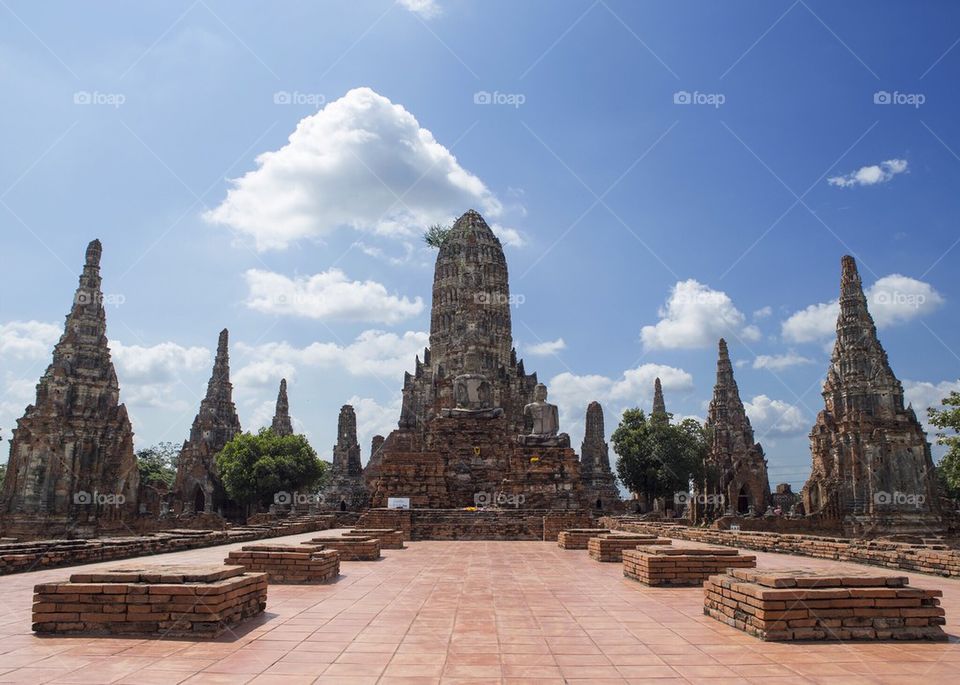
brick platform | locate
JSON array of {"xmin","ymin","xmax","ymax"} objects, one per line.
[
  {"xmin": 31, "ymin": 564, "xmax": 267, "ymax": 638},
  {"xmin": 224, "ymin": 544, "xmax": 339, "ymax": 583},
  {"xmin": 622, "ymin": 544, "xmax": 756, "ymax": 586},
  {"xmin": 344, "ymin": 529, "xmax": 405, "ymax": 549},
  {"xmin": 704, "ymin": 567, "xmax": 947, "ymax": 641},
  {"xmin": 306, "ymin": 536, "xmax": 381, "ymax": 560},
  {"xmin": 587, "ymin": 534, "xmax": 672, "ymax": 562},
  {"xmin": 557, "ymin": 528, "xmax": 610, "ymax": 549}
]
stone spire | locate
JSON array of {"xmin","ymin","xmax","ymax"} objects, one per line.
[
  {"xmin": 651, "ymin": 377, "xmax": 668, "ymax": 424},
  {"xmin": 320, "ymin": 405, "xmax": 368, "ymax": 509},
  {"xmin": 700, "ymin": 338, "xmax": 770, "ymax": 518},
  {"xmin": 1, "ymin": 240, "xmax": 139, "ymax": 537},
  {"xmin": 173, "ymin": 328, "xmax": 242, "ymax": 515},
  {"xmin": 802, "ymin": 256, "xmax": 939, "ymax": 530},
  {"xmin": 363, "ymin": 434, "xmax": 385, "ymax": 490},
  {"xmin": 580, "ymin": 401, "xmax": 609, "ymax": 477},
  {"xmin": 270, "ymin": 378, "xmax": 293, "ymax": 436}
]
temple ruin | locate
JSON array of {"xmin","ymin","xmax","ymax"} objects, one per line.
[
  {"xmin": 579, "ymin": 401, "xmax": 621, "ymax": 510},
  {"xmin": 697, "ymin": 339, "xmax": 771, "ymax": 519},
  {"xmin": 270, "ymin": 378, "xmax": 293, "ymax": 437},
  {"xmin": 0, "ymin": 240, "xmax": 139, "ymax": 538},
  {"xmin": 369, "ymin": 210, "xmax": 588, "ymax": 509},
  {"xmin": 172, "ymin": 329, "xmax": 242, "ymax": 518},
  {"xmin": 802, "ymin": 256, "xmax": 941, "ymax": 534},
  {"xmin": 320, "ymin": 405, "xmax": 368, "ymax": 510}
]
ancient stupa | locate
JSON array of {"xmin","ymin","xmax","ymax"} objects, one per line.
[
  {"xmin": 320, "ymin": 404, "xmax": 368, "ymax": 510},
  {"xmin": 802, "ymin": 256, "xmax": 940, "ymax": 533},
  {"xmin": 370, "ymin": 210, "xmax": 587, "ymax": 508},
  {"xmin": 173, "ymin": 329, "xmax": 242, "ymax": 518},
  {"xmin": 0, "ymin": 240, "xmax": 140, "ymax": 538}
]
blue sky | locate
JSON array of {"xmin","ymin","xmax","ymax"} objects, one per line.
[{"xmin": 1, "ymin": 0, "xmax": 959, "ymax": 489}]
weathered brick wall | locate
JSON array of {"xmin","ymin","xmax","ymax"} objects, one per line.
[
  {"xmin": 600, "ymin": 518, "xmax": 960, "ymax": 579},
  {"xmin": 1, "ymin": 516, "xmax": 336, "ymax": 576},
  {"xmin": 542, "ymin": 512, "xmax": 595, "ymax": 541}
]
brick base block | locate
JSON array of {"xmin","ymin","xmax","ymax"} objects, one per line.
[
  {"xmin": 345, "ymin": 529, "xmax": 404, "ymax": 549},
  {"xmin": 32, "ymin": 564, "xmax": 267, "ymax": 638},
  {"xmin": 703, "ymin": 568, "xmax": 947, "ymax": 641},
  {"xmin": 225, "ymin": 544, "xmax": 339, "ymax": 583},
  {"xmin": 557, "ymin": 529, "xmax": 610, "ymax": 549},
  {"xmin": 306, "ymin": 536, "xmax": 381, "ymax": 561},
  {"xmin": 622, "ymin": 545, "xmax": 756, "ymax": 586},
  {"xmin": 587, "ymin": 534, "xmax": 672, "ymax": 562}
]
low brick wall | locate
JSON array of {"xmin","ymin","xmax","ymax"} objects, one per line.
[
  {"xmin": 587, "ymin": 534, "xmax": 672, "ymax": 562},
  {"xmin": 225, "ymin": 544, "xmax": 339, "ymax": 583},
  {"xmin": 306, "ymin": 536, "xmax": 381, "ymax": 561},
  {"xmin": 0, "ymin": 517, "xmax": 337, "ymax": 576},
  {"xmin": 557, "ymin": 529, "xmax": 610, "ymax": 549},
  {"xmin": 622, "ymin": 545, "xmax": 756, "ymax": 586},
  {"xmin": 600, "ymin": 518, "xmax": 960, "ymax": 579},
  {"xmin": 345, "ymin": 529, "xmax": 404, "ymax": 549},
  {"xmin": 354, "ymin": 509, "xmax": 598, "ymax": 541},
  {"xmin": 32, "ymin": 564, "xmax": 267, "ymax": 638},
  {"xmin": 704, "ymin": 568, "xmax": 947, "ymax": 641}
]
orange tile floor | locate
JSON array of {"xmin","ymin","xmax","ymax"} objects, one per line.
[{"xmin": 0, "ymin": 530, "xmax": 957, "ymax": 684}]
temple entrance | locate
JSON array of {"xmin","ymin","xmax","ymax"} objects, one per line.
[
  {"xmin": 595, "ymin": 497, "xmax": 603, "ymax": 510},
  {"xmin": 193, "ymin": 485, "xmax": 206, "ymax": 513},
  {"xmin": 737, "ymin": 485, "xmax": 750, "ymax": 514}
]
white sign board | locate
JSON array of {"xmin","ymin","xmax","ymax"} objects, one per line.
[{"xmin": 387, "ymin": 497, "xmax": 410, "ymax": 510}]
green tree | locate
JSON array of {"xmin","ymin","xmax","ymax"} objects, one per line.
[
  {"xmin": 612, "ymin": 409, "xmax": 708, "ymax": 509},
  {"xmin": 216, "ymin": 429, "xmax": 327, "ymax": 515},
  {"xmin": 929, "ymin": 388, "xmax": 960, "ymax": 500},
  {"xmin": 136, "ymin": 441, "xmax": 180, "ymax": 487},
  {"xmin": 423, "ymin": 223, "xmax": 451, "ymax": 248}
]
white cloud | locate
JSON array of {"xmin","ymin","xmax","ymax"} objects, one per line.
[
  {"xmin": 753, "ymin": 306, "xmax": 773, "ymax": 320},
  {"xmin": 526, "ymin": 338, "xmax": 566, "ymax": 356},
  {"xmin": 235, "ymin": 329, "xmax": 429, "ymax": 382},
  {"xmin": 0, "ymin": 321, "xmax": 60, "ymax": 359},
  {"xmin": 782, "ymin": 274, "xmax": 945, "ymax": 343},
  {"xmin": 903, "ymin": 379, "xmax": 960, "ymax": 434},
  {"xmin": 491, "ymin": 223, "xmax": 525, "ymax": 248},
  {"xmin": 346, "ymin": 394, "xmax": 403, "ymax": 464},
  {"xmin": 205, "ymin": 87, "xmax": 501, "ymax": 250},
  {"xmin": 243, "ymin": 268, "xmax": 424, "ymax": 324},
  {"xmin": 752, "ymin": 351, "xmax": 815, "ymax": 371},
  {"xmin": 744, "ymin": 395, "xmax": 808, "ymax": 436},
  {"xmin": 640, "ymin": 280, "xmax": 761, "ymax": 350},
  {"xmin": 398, "ymin": 0, "xmax": 441, "ymax": 19},
  {"xmin": 112, "ymin": 341, "xmax": 210, "ymax": 384},
  {"xmin": 828, "ymin": 159, "xmax": 908, "ymax": 187}
]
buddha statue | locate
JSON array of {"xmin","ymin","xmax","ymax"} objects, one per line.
[
  {"xmin": 518, "ymin": 383, "xmax": 569, "ymax": 447},
  {"xmin": 441, "ymin": 346, "xmax": 503, "ymax": 419}
]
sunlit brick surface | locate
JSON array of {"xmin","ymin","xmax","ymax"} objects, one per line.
[{"xmin": 0, "ymin": 530, "xmax": 958, "ymax": 683}]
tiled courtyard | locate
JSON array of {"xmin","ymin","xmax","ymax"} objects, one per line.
[{"xmin": 0, "ymin": 531, "xmax": 957, "ymax": 684}]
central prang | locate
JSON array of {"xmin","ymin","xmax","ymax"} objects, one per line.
[{"xmin": 369, "ymin": 209, "xmax": 590, "ymax": 510}]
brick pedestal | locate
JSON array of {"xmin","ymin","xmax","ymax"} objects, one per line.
[
  {"xmin": 306, "ymin": 536, "xmax": 381, "ymax": 560},
  {"xmin": 32, "ymin": 564, "xmax": 267, "ymax": 638},
  {"xmin": 622, "ymin": 545, "xmax": 756, "ymax": 586},
  {"xmin": 704, "ymin": 568, "xmax": 947, "ymax": 641},
  {"xmin": 225, "ymin": 544, "xmax": 339, "ymax": 583},
  {"xmin": 345, "ymin": 529, "xmax": 404, "ymax": 549},
  {"xmin": 558, "ymin": 528, "xmax": 610, "ymax": 549},
  {"xmin": 587, "ymin": 534, "xmax": 672, "ymax": 562}
]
